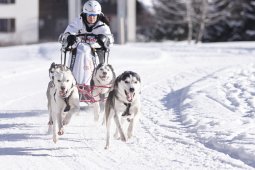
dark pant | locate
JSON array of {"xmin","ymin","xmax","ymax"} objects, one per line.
[{"xmin": 95, "ymin": 49, "xmax": 105, "ymax": 64}]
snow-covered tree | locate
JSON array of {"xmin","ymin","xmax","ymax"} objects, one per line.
[
  {"xmin": 139, "ymin": 0, "xmax": 255, "ymax": 42},
  {"xmin": 190, "ymin": 0, "xmax": 231, "ymax": 42},
  {"xmin": 152, "ymin": 0, "xmax": 188, "ymax": 41},
  {"xmin": 202, "ymin": 0, "xmax": 255, "ymax": 42},
  {"xmin": 243, "ymin": 0, "xmax": 255, "ymax": 40},
  {"xmin": 150, "ymin": 0, "xmax": 230, "ymax": 42}
]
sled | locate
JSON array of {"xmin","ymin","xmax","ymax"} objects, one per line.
[{"xmin": 59, "ymin": 33, "xmax": 112, "ymax": 103}]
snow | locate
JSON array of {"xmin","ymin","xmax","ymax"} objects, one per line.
[{"xmin": 0, "ymin": 41, "xmax": 255, "ymax": 169}]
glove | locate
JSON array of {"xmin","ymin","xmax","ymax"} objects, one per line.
[
  {"xmin": 66, "ymin": 34, "xmax": 76, "ymax": 47},
  {"xmin": 97, "ymin": 34, "xmax": 110, "ymax": 51}
]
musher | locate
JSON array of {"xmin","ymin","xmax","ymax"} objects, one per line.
[{"xmin": 59, "ymin": 0, "xmax": 114, "ymax": 90}]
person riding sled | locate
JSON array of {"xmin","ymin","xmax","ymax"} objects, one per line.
[{"xmin": 59, "ymin": 0, "xmax": 114, "ymax": 97}]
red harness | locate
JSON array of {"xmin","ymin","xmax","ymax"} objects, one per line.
[{"xmin": 77, "ymin": 84, "xmax": 112, "ymax": 103}]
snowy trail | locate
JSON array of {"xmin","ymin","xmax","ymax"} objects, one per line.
[
  {"xmin": 138, "ymin": 63, "xmax": 253, "ymax": 169},
  {"xmin": 111, "ymin": 45, "xmax": 255, "ymax": 169},
  {"xmin": 178, "ymin": 65, "xmax": 255, "ymax": 168},
  {"xmin": 0, "ymin": 42, "xmax": 255, "ymax": 169}
]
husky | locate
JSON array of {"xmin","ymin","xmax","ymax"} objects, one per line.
[
  {"xmin": 90, "ymin": 63, "xmax": 116, "ymax": 121},
  {"xmin": 104, "ymin": 71, "xmax": 141, "ymax": 149},
  {"xmin": 46, "ymin": 63, "xmax": 80, "ymax": 143}
]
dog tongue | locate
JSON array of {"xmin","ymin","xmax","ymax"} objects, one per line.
[
  {"xmin": 127, "ymin": 92, "xmax": 133, "ymax": 102},
  {"xmin": 59, "ymin": 91, "xmax": 66, "ymax": 97},
  {"xmin": 125, "ymin": 90, "xmax": 134, "ymax": 102}
]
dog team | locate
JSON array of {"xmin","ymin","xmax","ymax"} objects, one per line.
[
  {"xmin": 47, "ymin": 0, "xmax": 141, "ymax": 149},
  {"xmin": 47, "ymin": 61, "xmax": 141, "ymax": 149}
]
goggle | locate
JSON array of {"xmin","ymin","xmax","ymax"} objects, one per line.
[{"xmin": 87, "ymin": 13, "xmax": 97, "ymax": 17}]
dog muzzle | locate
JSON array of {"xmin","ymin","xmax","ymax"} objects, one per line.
[
  {"xmin": 59, "ymin": 90, "xmax": 68, "ymax": 98},
  {"xmin": 99, "ymin": 75, "xmax": 109, "ymax": 80}
]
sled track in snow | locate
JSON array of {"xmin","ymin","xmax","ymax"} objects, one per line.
[
  {"xmin": 140, "ymin": 66, "xmax": 255, "ymax": 169},
  {"xmin": 164, "ymin": 68, "xmax": 255, "ymax": 169}
]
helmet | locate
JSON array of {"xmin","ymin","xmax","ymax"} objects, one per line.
[{"xmin": 83, "ymin": 0, "xmax": 102, "ymax": 15}]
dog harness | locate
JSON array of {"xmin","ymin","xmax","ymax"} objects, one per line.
[
  {"xmin": 122, "ymin": 103, "xmax": 131, "ymax": 117},
  {"xmin": 113, "ymin": 93, "xmax": 132, "ymax": 121},
  {"xmin": 78, "ymin": 84, "xmax": 112, "ymax": 103},
  {"xmin": 63, "ymin": 90, "xmax": 74, "ymax": 112}
]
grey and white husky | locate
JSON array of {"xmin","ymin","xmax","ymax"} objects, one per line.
[
  {"xmin": 104, "ymin": 71, "xmax": 141, "ymax": 149},
  {"xmin": 46, "ymin": 63, "xmax": 80, "ymax": 143},
  {"xmin": 90, "ymin": 63, "xmax": 116, "ymax": 122}
]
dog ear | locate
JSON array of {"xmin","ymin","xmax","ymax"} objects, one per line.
[
  {"xmin": 134, "ymin": 72, "xmax": 141, "ymax": 83},
  {"xmin": 49, "ymin": 62, "xmax": 55, "ymax": 72},
  {"xmin": 51, "ymin": 62, "xmax": 55, "ymax": 68}
]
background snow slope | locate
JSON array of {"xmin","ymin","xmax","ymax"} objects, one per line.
[{"xmin": 0, "ymin": 42, "xmax": 255, "ymax": 169}]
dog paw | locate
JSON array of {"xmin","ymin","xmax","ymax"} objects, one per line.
[{"xmin": 58, "ymin": 129, "xmax": 64, "ymax": 135}]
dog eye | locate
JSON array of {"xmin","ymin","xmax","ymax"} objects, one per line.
[
  {"xmin": 58, "ymin": 80, "xmax": 61, "ymax": 82},
  {"xmin": 134, "ymin": 81, "xmax": 138, "ymax": 84},
  {"xmin": 125, "ymin": 81, "xmax": 129, "ymax": 84},
  {"xmin": 67, "ymin": 80, "xmax": 69, "ymax": 82}
]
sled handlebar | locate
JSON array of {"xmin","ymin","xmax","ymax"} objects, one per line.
[{"xmin": 75, "ymin": 33, "xmax": 98, "ymax": 38}]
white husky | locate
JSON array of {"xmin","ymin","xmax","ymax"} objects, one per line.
[
  {"xmin": 90, "ymin": 63, "xmax": 115, "ymax": 122},
  {"xmin": 104, "ymin": 71, "xmax": 141, "ymax": 149},
  {"xmin": 46, "ymin": 63, "xmax": 80, "ymax": 143}
]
